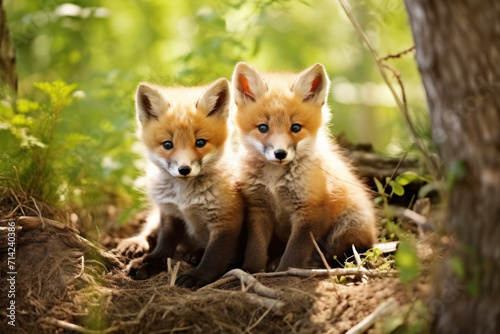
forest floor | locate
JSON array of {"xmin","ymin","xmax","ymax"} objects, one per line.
[
  {"xmin": 0, "ymin": 200, "xmax": 436, "ymax": 334},
  {"xmin": 0, "ymin": 143, "xmax": 439, "ymax": 333}
]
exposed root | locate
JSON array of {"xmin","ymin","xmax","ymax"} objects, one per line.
[{"xmin": 224, "ymin": 269, "xmax": 283, "ymax": 300}]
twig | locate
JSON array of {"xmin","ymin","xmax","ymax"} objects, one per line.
[
  {"xmin": 9, "ymin": 188, "xmax": 25, "ymax": 216},
  {"xmin": 43, "ymin": 318, "xmax": 102, "ymax": 334},
  {"xmin": 378, "ymin": 46, "xmax": 415, "ymax": 62},
  {"xmin": 389, "ymin": 206, "xmax": 434, "ymax": 231},
  {"xmin": 16, "ymin": 215, "xmax": 76, "ymax": 232},
  {"xmin": 382, "ymin": 150, "xmax": 409, "ymax": 193},
  {"xmin": 200, "ymin": 275, "xmax": 238, "ymax": 290},
  {"xmin": 264, "ymin": 267, "xmax": 398, "ymax": 279},
  {"xmin": 336, "ymin": 0, "xmax": 440, "ymax": 181},
  {"xmin": 244, "ymin": 293, "xmax": 285, "ymax": 313},
  {"xmin": 30, "ymin": 197, "xmax": 45, "ymax": 228},
  {"xmin": 352, "ymin": 245, "xmax": 362, "ymax": 268},
  {"xmin": 206, "ymin": 267, "xmax": 398, "ymax": 290},
  {"xmin": 352, "ymin": 246, "xmax": 368, "ymax": 283},
  {"xmin": 67, "ymin": 256, "xmax": 85, "ymax": 285},
  {"xmin": 346, "ymin": 298, "xmax": 398, "ymax": 334},
  {"xmin": 223, "ymin": 269, "xmax": 283, "ymax": 299},
  {"xmin": 309, "ymin": 232, "xmax": 332, "ymax": 271},
  {"xmin": 373, "ymin": 241, "xmax": 399, "ymax": 254},
  {"xmin": 169, "ymin": 261, "xmax": 181, "ymax": 286},
  {"xmin": 382, "ymin": 63, "xmax": 408, "ymax": 112}
]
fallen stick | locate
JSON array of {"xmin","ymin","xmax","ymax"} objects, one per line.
[
  {"xmin": 15, "ymin": 215, "xmax": 79, "ymax": 233},
  {"xmin": 260, "ymin": 267, "xmax": 398, "ymax": 279},
  {"xmin": 389, "ymin": 206, "xmax": 435, "ymax": 231},
  {"xmin": 352, "ymin": 245, "xmax": 368, "ymax": 283},
  {"xmin": 310, "ymin": 232, "xmax": 332, "ymax": 272},
  {"xmin": 346, "ymin": 298, "xmax": 398, "ymax": 334},
  {"xmin": 43, "ymin": 318, "xmax": 103, "ymax": 334},
  {"xmin": 169, "ymin": 261, "xmax": 181, "ymax": 286},
  {"xmin": 224, "ymin": 269, "xmax": 283, "ymax": 300},
  {"xmin": 203, "ymin": 267, "xmax": 398, "ymax": 290},
  {"xmin": 244, "ymin": 293, "xmax": 285, "ymax": 313}
]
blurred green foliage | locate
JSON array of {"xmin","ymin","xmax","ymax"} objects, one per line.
[{"xmin": 1, "ymin": 0, "xmax": 430, "ymax": 215}]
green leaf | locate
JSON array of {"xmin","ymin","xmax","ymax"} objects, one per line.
[
  {"xmin": 17, "ymin": 99, "xmax": 40, "ymax": 114},
  {"xmin": 390, "ymin": 180, "xmax": 405, "ymax": 196},
  {"xmin": 395, "ymin": 239, "xmax": 420, "ymax": 284},
  {"xmin": 395, "ymin": 171, "xmax": 421, "ymax": 186},
  {"xmin": 418, "ymin": 182, "xmax": 443, "ymax": 198},
  {"xmin": 374, "ymin": 177, "xmax": 384, "ymax": 194},
  {"xmin": 34, "ymin": 80, "xmax": 78, "ymax": 109}
]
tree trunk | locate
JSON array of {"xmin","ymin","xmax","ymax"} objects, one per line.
[
  {"xmin": 0, "ymin": 1, "xmax": 16, "ymax": 91},
  {"xmin": 404, "ymin": 1, "xmax": 500, "ymax": 333}
]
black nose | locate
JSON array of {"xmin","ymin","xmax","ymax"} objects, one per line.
[
  {"xmin": 274, "ymin": 149, "xmax": 287, "ymax": 160},
  {"xmin": 178, "ymin": 166, "xmax": 191, "ymax": 176}
]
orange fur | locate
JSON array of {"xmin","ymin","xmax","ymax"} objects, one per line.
[
  {"xmin": 121, "ymin": 79, "xmax": 244, "ymax": 289},
  {"xmin": 232, "ymin": 63, "xmax": 377, "ymax": 272}
]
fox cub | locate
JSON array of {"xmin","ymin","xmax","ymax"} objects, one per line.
[
  {"xmin": 120, "ymin": 78, "xmax": 243, "ymax": 288},
  {"xmin": 232, "ymin": 62, "xmax": 377, "ymax": 272}
]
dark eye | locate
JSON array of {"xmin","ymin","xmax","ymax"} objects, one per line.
[
  {"xmin": 162, "ymin": 141, "xmax": 173, "ymax": 150},
  {"xmin": 258, "ymin": 124, "xmax": 269, "ymax": 133},
  {"xmin": 291, "ymin": 123, "xmax": 302, "ymax": 133},
  {"xmin": 195, "ymin": 139, "xmax": 206, "ymax": 148}
]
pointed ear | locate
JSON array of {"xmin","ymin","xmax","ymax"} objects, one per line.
[
  {"xmin": 291, "ymin": 63, "xmax": 330, "ymax": 105},
  {"xmin": 197, "ymin": 78, "xmax": 231, "ymax": 119},
  {"xmin": 136, "ymin": 83, "xmax": 170, "ymax": 124},
  {"xmin": 232, "ymin": 62, "xmax": 267, "ymax": 105}
]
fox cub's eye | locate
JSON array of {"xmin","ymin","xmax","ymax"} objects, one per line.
[
  {"xmin": 195, "ymin": 139, "xmax": 206, "ymax": 148},
  {"xmin": 258, "ymin": 124, "xmax": 269, "ymax": 134},
  {"xmin": 162, "ymin": 141, "xmax": 174, "ymax": 150},
  {"xmin": 291, "ymin": 124, "xmax": 302, "ymax": 133}
]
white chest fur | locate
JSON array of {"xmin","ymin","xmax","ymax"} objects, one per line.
[
  {"xmin": 249, "ymin": 157, "xmax": 312, "ymax": 237},
  {"xmin": 147, "ymin": 166, "xmax": 222, "ymax": 245}
]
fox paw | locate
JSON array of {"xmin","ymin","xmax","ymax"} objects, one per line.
[
  {"xmin": 176, "ymin": 270, "xmax": 212, "ymax": 289},
  {"xmin": 182, "ymin": 248, "xmax": 204, "ymax": 266},
  {"xmin": 115, "ymin": 236, "xmax": 150, "ymax": 259},
  {"xmin": 127, "ymin": 254, "xmax": 164, "ymax": 280}
]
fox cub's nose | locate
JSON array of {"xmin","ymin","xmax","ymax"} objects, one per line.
[
  {"xmin": 274, "ymin": 150, "xmax": 287, "ymax": 160},
  {"xmin": 178, "ymin": 166, "xmax": 192, "ymax": 176}
]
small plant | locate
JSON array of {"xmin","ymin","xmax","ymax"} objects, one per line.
[
  {"xmin": 374, "ymin": 171, "xmax": 430, "ymax": 242},
  {"xmin": 0, "ymin": 80, "xmax": 83, "ymax": 204}
]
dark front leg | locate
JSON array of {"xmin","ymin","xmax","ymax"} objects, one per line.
[
  {"xmin": 128, "ymin": 214, "xmax": 184, "ymax": 280},
  {"xmin": 176, "ymin": 222, "xmax": 241, "ymax": 289},
  {"xmin": 241, "ymin": 207, "xmax": 274, "ymax": 273},
  {"xmin": 275, "ymin": 210, "xmax": 325, "ymax": 272}
]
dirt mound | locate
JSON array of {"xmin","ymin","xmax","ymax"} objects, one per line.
[{"xmin": 0, "ymin": 215, "xmax": 429, "ymax": 334}]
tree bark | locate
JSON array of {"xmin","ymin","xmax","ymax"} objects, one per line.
[
  {"xmin": 0, "ymin": 1, "xmax": 16, "ymax": 91},
  {"xmin": 404, "ymin": 1, "xmax": 500, "ymax": 333}
]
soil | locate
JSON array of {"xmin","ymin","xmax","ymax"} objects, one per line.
[{"xmin": 0, "ymin": 209, "xmax": 432, "ymax": 334}]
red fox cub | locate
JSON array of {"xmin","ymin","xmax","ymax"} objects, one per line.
[
  {"xmin": 232, "ymin": 63, "xmax": 377, "ymax": 273},
  {"xmin": 120, "ymin": 78, "xmax": 243, "ymax": 289}
]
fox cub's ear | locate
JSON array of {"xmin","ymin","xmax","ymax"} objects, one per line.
[
  {"xmin": 292, "ymin": 63, "xmax": 330, "ymax": 105},
  {"xmin": 232, "ymin": 62, "xmax": 268, "ymax": 106},
  {"xmin": 136, "ymin": 83, "xmax": 170, "ymax": 124},
  {"xmin": 197, "ymin": 78, "xmax": 231, "ymax": 119}
]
